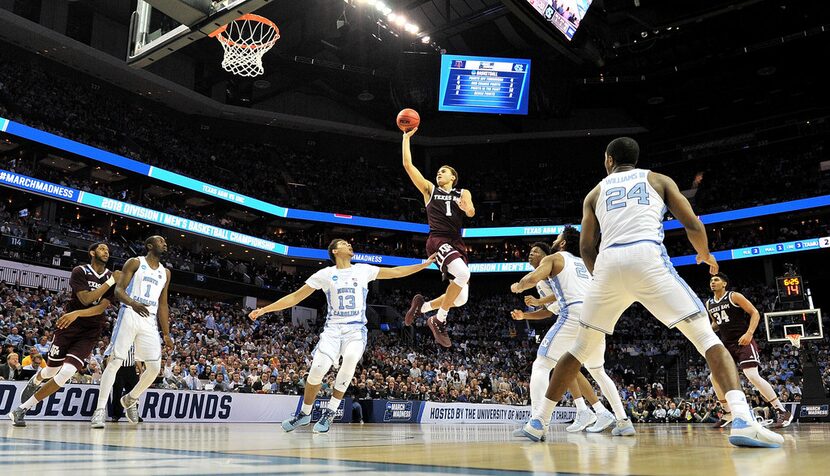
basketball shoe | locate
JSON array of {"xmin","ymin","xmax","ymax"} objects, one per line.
[
  {"xmin": 611, "ymin": 418, "xmax": 636, "ymax": 436},
  {"xmin": 7, "ymin": 407, "xmax": 26, "ymax": 427},
  {"xmin": 20, "ymin": 374, "xmax": 42, "ymax": 403},
  {"xmin": 427, "ymin": 315, "xmax": 451, "ymax": 347},
  {"xmin": 586, "ymin": 410, "xmax": 616, "ymax": 433},
  {"xmin": 404, "ymin": 294, "xmax": 425, "ymax": 326},
  {"xmin": 712, "ymin": 412, "xmax": 733, "ymax": 428},
  {"xmin": 566, "ymin": 409, "xmax": 596, "ymax": 432},
  {"xmin": 728, "ymin": 417, "xmax": 784, "ymax": 448},
  {"xmin": 281, "ymin": 412, "xmax": 311, "ymax": 432},
  {"xmin": 773, "ymin": 409, "xmax": 792, "ymax": 429},
  {"xmin": 313, "ymin": 410, "xmax": 336, "ymax": 433},
  {"xmin": 520, "ymin": 418, "xmax": 547, "ymax": 442},
  {"xmin": 121, "ymin": 394, "xmax": 140, "ymax": 424}
]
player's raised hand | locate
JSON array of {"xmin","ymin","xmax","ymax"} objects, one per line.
[
  {"xmin": 695, "ymin": 252, "xmax": 719, "ymax": 275},
  {"xmin": 510, "ymin": 310, "xmax": 525, "ymax": 321},
  {"xmin": 524, "ymin": 295, "xmax": 541, "ymax": 307},
  {"xmin": 510, "ymin": 282, "xmax": 522, "ymax": 294},
  {"xmin": 163, "ymin": 334, "xmax": 175, "ymax": 351},
  {"xmin": 402, "ymin": 127, "xmax": 418, "ymax": 139},
  {"xmin": 424, "ymin": 253, "xmax": 438, "ymax": 265},
  {"xmin": 249, "ymin": 308, "xmax": 265, "ymax": 321},
  {"xmin": 56, "ymin": 311, "xmax": 80, "ymax": 329}
]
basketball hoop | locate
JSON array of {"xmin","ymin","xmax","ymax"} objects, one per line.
[
  {"xmin": 209, "ymin": 14, "xmax": 279, "ymax": 77},
  {"xmin": 785, "ymin": 333, "xmax": 802, "ymax": 348}
]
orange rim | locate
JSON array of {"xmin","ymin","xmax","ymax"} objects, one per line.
[{"xmin": 209, "ymin": 13, "xmax": 280, "ymax": 49}]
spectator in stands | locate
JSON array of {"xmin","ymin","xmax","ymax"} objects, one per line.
[
  {"xmin": 34, "ymin": 335, "xmax": 51, "ymax": 355},
  {"xmin": 184, "ymin": 365, "xmax": 202, "ymax": 391},
  {"xmin": 0, "ymin": 352, "xmax": 22, "ymax": 380},
  {"xmin": 4, "ymin": 327, "xmax": 23, "ymax": 350}
]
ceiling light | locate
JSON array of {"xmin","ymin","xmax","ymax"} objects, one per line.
[
  {"xmin": 405, "ymin": 23, "xmax": 419, "ymax": 33},
  {"xmin": 394, "ymin": 15, "xmax": 407, "ymax": 26},
  {"xmin": 421, "ymin": 36, "xmax": 431, "ymax": 44}
]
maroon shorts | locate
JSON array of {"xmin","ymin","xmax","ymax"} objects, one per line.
[
  {"xmin": 47, "ymin": 324, "xmax": 101, "ymax": 369},
  {"xmin": 725, "ymin": 338, "xmax": 761, "ymax": 369},
  {"xmin": 426, "ymin": 235, "xmax": 468, "ymax": 273}
]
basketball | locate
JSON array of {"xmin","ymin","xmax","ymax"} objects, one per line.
[{"xmin": 396, "ymin": 108, "xmax": 420, "ymax": 132}]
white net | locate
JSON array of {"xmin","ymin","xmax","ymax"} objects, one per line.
[
  {"xmin": 212, "ymin": 14, "xmax": 279, "ymax": 77},
  {"xmin": 785, "ymin": 334, "xmax": 802, "ymax": 348}
]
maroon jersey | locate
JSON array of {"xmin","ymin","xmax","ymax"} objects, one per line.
[
  {"xmin": 706, "ymin": 291, "xmax": 750, "ymax": 344},
  {"xmin": 426, "ymin": 185, "xmax": 465, "ymax": 238},
  {"xmin": 66, "ymin": 264, "xmax": 114, "ymax": 330}
]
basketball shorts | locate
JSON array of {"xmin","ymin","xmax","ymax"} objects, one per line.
[
  {"xmin": 426, "ymin": 235, "xmax": 468, "ymax": 273},
  {"xmin": 313, "ymin": 323, "xmax": 368, "ymax": 363},
  {"xmin": 538, "ymin": 304, "xmax": 605, "ymax": 368},
  {"xmin": 725, "ymin": 338, "xmax": 761, "ymax": 369},
  {"xmin": 106, "ymin": 306, "xmax": 162, "ymax": 362},
  {"xmin": 47, "ymin": 324, "xmax": 102, "ymax": 369},
  {"xmin": 579, "ymin": 241, "xmax": 708, "ymax": 334}
]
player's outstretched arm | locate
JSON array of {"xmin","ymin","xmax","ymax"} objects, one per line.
[
  {"xmin": 249, "ymin": 284, "xmax": 316, "ymax": 321},
  {"xmin": 459, "ymin": 189, "xmax": 476, "ymax": 217},
  {"xmin": 510, "ymin": 309, "xmax": 554, "ymax": 321},
  {"xmin": 579, "ymin": 186, "xmax": 601, "ymax": 273},
  {"xmin": 158, "ymin": 269, "xmax": 174, "ymax": 350},
  {"xmin": 511, "ymin": 254, "xmax": 562, "ymax": 293},
  {"xmin": 652, "ymin": 172, "xmax": 718, "ymax": 275},
  {"xmin": 731, "ymin": 292, "xmax": 761, "ymax": 345},
  {"xmin": 56, "ymin": 299, "xmax": 111, "ymax": 329},
  {"xmin": 402, "ymin": 128, "xmax": 432, "ymax": 202},
  {"xmin": 525, "ymin": 293, "xmax": 557, "ymax": 307},
  {"xmin": 376, "ymin": 253, "xmax": 437, "ymax": 279},
  {"xmin": 76, "ymin": 270, "xmax": 120, "ymax": 306},
  {"xmin": 115, "ymin": 258, "xmax": 150, "ymax": 317}
]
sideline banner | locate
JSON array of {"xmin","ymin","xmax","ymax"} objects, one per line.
[
  {"xmin": 0, "ymin": 381, "xmax": 302, "ymax": 423},
  {"xmin": 364, "ymin": 400, "xmax": 576, "ymax": 425}
]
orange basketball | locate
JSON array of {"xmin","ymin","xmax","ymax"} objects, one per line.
[{"xmin": 396, "ymin": 108, "xmax": 420, "ymax": 132}]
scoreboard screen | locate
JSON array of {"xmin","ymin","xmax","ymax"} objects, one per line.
[
  {"xmin": 438, "ymin": 55, "xmax": 531, "ymax": 115},
  {"xmin": 776, "ymin": 275, "xmax": 805, "ymax": 303}
]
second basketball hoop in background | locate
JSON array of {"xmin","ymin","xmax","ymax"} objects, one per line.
[{"xmin": 210, "ymin": 14, "xmax": 279, "ymax": 77}]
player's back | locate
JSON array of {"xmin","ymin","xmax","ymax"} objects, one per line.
[
  {"xmin": 547, "ymin": 251, "xmax": 591, "ymax": 311},
  {"xmin": 595, "ymin": 168, "xmax": 666, "ymax": 251},
  {"xmin": 535, "ymin": 280, "xmax": 560, "ymax": 314},
  {"xmin": 426, "ymin": 185, "xmax": 464, "ymax": 237},
  {"xmin": 126, "ymin": 256, "xmax": 167, "ymax": 318}
]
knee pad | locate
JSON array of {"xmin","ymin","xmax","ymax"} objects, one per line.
[
  {"xmin": 307, "ymin": 353, "xmax": 333, "ymax": 386},
  {"xmin": 569, "ymin": 327, "xmax": 606, "ymax": 365},
  {"xmin": 53, "ymin": 363, "xmax": 78, "ymax": 387},
  {"xmin": 144, "ymin": 360, "xmax": 161, "ymax": 376},
  {"xmin": 453, "ymin": 285, "xmax": 469, "ymax": 307},
  {"xmin": 41, "ymin": 365, "xmax": 60, "ymax": 380},
  {"xmin": 447, "ymin": 259, "xmax": 470, "ymax": 287},
  {"xmin": 675, "ymin": 316, "xmax": 722, "ymax": 356}
]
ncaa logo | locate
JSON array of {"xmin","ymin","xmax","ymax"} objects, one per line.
[
  {"xmin": 332, "ymin": 276, "xmax": 338, "ymax": 281},
  {"xmin": 384, "ymin": 401, "xmax": 414, "ymax": 422}
]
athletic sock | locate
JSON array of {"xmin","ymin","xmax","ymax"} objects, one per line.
[
  {"xmin": 301, "ymin": 403, "xmax": 313, "ymax": 415},
  {"xmin": 436, "ymin": 308, "xmax": 449, "ymax": 323},
  {"xmin": 420, "ymin": 301, "xmax": 434, "ymax": 313},
  {"xmin": 725, "ymin": 390, "xmax": 753, "ymax": 423},
  {"xmin": 574, "ymin": 397, "xmax": 587, "ymax": 412},
  {"xmin": 535, "ymin": 397, "xmax": 558, "ymax": 425},
  {"xmin": 592, "ymin": 401, "xmax": 608, "ymax": 414},
  {"xmin": 328, "ymin": 397, "xmax": 342, "ymax": 413},
  {"xmin": 19, "ymin": 396, "xmax": 39, "ymax": 411}
]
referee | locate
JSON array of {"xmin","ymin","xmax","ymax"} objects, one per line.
[{"xmin": 108, "ymin": 345, "xmax": 140, "ymax": 422}]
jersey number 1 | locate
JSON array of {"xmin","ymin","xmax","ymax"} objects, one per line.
[{"xmin": 445, "ymin": 201, "xmax": 452, "ymax": 217}]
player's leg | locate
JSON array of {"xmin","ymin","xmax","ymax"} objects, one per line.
[
  {"xmin": 94, "ymin": 310, "xmax": 137, "ymax": 427},
  {"xmin": 585, "ymin": 366, "xmax": 626, "ymax": 432},
  {"xmin": 709, "ymin": 372, "xmax": 733, "ymax": 428},
  {"xmin": 8, "ymin": 361, "xmax": 76, "ymax": 427},
  {"xmin": 120, "ymin": 322, "xmax": 163, "ymax": 424},
  {"xmin": 566, "ymin": 372, "xmax": 600, "ymax": 432},
  {"xmin": 314, "ymin": 331, "xmax": 365, "ymax": 433},
  {"xmin": 742, "ymin": 361, "xmax": 791, "ymax": 428}
]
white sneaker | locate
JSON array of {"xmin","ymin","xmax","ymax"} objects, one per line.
[
  {"xmin": 520, "ymin": 418, "xmax": 547, "ymax": 442},
  {"xmin": 587, "ymin": 410, "xmax": 616, "ymax": 433},
  {"xmin": 566, "ymin": 409, "xmax": 597, "ymax": 432},
  {"xmin": 90, "ymin": 408, "xmax": 106, "ymax": 429},
  {"xmin": 611, "ymin": 418, "xmax": 636, "ymax": 436},
  {"xmin": 728, "ymin": 417, "xmax": 784, "ymax": 448}
]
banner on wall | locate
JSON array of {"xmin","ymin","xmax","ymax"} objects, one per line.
[
  {"xmin": 0, "ymin": 382, "xmax": 303, "ymax": 423},
  {"xmin": 363, "ymin": 400, "xmax": 577, "ymax": 425}
]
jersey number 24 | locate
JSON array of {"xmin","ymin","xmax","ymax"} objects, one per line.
[{"xmin": 605, "ymin": 182, "xmax": 649, "ymax": 211}]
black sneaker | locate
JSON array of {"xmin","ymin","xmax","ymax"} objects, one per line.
[
  {"xmin": 773, "ymin": 409, "xmax": 792, "ymax": 428},
  {"xmin": 427, "ymin": 315, "xmax": 451, "ymax": 348},
  {"xmin": 712, "ymin": 412, "xmax": 732, "ymax": 428},
  {"xmin": 404, "ymin": 294, "xmax": 425, "ymax": 326}
]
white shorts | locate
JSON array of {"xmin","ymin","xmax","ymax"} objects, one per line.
[
  {"xmin": 106, "ymin": 306, "xmax": 162, "ymax": 362},
  {"xmin": 538, "ymin": 304, "xmax": 605, "ymax": 368},
  {"xmin": 314, "ymin": 323, "xmax": 367, "ymax": 363},
  {"xmin": 580, "ymin": 241, "xmax": 707, "ymax": 334}
]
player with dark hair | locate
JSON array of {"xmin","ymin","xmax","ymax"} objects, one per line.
[
  {"xmin": 249, "ymin": 239, "xmax": 435, "ymax": 433},
  {"xmin": 519, "ymin": 137, "xmax": 782, "ymax": 447},
  {"xmin": 510, "ymin": 228, "xmax": 630, "ymax": 435},
  {"xmin": 401, "ymin": 127, "xmax": 475, "ymax": 347},
  {"xmin": 8, "ymin": 243, "xmax": 119, "ymax": 427},
  {"xmin": 92, "ymin": 235, "xmax": 173, "ymax": 428},
  {"xmin": 706, "ymin": 272, "xmax": 792, "ymax": 428}
]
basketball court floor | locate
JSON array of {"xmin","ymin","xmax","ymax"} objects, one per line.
[{"xmin": 1, "ymin": 421, "xmax": 823, "ymax": 475}]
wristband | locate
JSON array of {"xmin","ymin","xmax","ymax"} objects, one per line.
[{"xmin": 105, "ymin": 276, "xmax": 116, "ymax": 287}]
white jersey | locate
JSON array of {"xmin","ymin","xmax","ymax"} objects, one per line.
[
  {"xmin": 595, "ymin": 168, "xmax": 667, "ymax": 251},
  {"xmin": 546, "ymin": 251, "xmax": 591, "ymax": 310},
  {"xmin": 306, "ymin": 263, "xmax": 380, "ymax": 326},
  {"xmin": 535, "ymin": 280, "xmax": 560, "ymax": 314},
  {"xmin": 125, "ymin": 256, "xmax": 167, "ymax": 319}
]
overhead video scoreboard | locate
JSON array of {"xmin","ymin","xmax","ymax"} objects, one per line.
[{"xmin": 438, "ymin": 55, "xmax": 531, "ymax": 115}]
